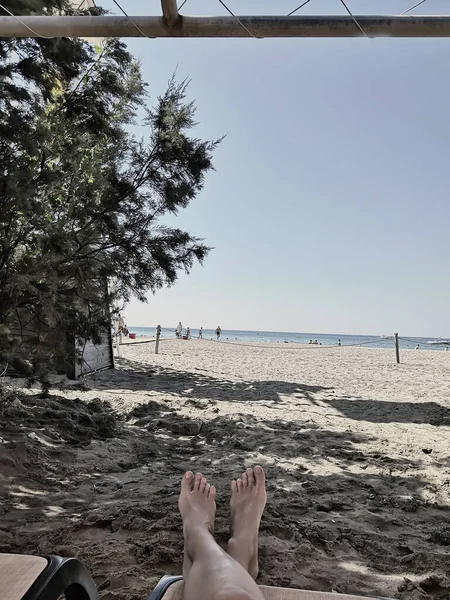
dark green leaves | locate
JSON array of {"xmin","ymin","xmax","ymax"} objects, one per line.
[{"xmin": 0, "ymin": 2, "xmax": 220, "ymax": 376}]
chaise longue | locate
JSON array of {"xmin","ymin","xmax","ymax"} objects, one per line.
[{"xmin": 1, "ymin": 553, "xmax": 395, "ymax": 600}]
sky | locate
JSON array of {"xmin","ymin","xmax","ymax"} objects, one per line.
[{"xmin": 100, "ymin": 0, "xmax": 450, "ymax": 336}]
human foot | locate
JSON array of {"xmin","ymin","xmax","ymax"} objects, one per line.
[
  {"xmin": 227, "ymin": 465, "xmax": 266, "ymax": 579},
  {"xmin": 179, "ymin": 471, "xmax": 216, "ymax": 579}
]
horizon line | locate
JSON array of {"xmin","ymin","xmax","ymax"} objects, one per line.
[{"xmin": 125, "ymin": 326, "xmax": 443, "ymax": 339}]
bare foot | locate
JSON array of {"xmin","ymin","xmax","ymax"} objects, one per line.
[
  {"xmin": 227, "ymin": 465, "xmax": 266, "ymax": 579},
  {"xmin": 179, "ymin": 471, "xmax": 216, "ymax": 579}
]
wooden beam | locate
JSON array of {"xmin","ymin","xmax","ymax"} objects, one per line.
[
  {"xmin": 2, "ymin": 15, "xmax": 450, "ymax": 38},
  {"xmin": 161, "ymin": 0, "xmax": 179, "ymax": 26}
]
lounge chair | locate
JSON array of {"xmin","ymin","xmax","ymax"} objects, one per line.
[
  {"xmin": 148, "ymin": 576, "xmax": 394, "ymax": 600},
  {"xmin": 1, "ymin": 554, "xmax": 394, "ymax": 600},
  {"xmin": 1, "ymin": 554, "xmax": 98, "ymax": 600}
]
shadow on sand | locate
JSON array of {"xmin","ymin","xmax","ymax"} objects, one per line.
[
  {"xmin": 0, "ymin": 362, "xmax": 449, "ymax": 600},
  {"xmin": 96, "ymin": 357, "xmax": 331, "ymax": 406}
]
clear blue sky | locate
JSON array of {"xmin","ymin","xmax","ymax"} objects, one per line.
[{"xmin": 101, "ymin": 0, "xmax": 450, "ymax": 336}]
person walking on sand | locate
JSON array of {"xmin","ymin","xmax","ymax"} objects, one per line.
[
  {"xmin": 178, "ymin": 465, "xmax": 267, "ymax": 600},
  {"xmin": 216, "ymin": 326, "xmax": 221, "ymax": 340},
  {"xmin": 198, "ymin": 327, "xmax": 203, "ymax": 339},
  {"xmin": 176, "ymin": 322, "xmax": 182, "ymax": 338}
]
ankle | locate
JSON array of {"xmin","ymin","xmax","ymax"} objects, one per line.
[
  {"xmin": 227, "ymin": 534, "xmax": 257, "ymax": 559},
  {"xmin": 184, "ymin": 526, "xmax": 224, "ymax": 568},
  {"xmin": 184, "ymin": 522, "xmax": 213, "ymax": 553},
  {"xmin": 183, "ymin": 513, "xmax": 214, "ymax": 534},
  {"xmin": 226, "ymin": 537, "xmax": 259, "ymax": 580},
  {"xmin": 228, "ymin": 531, "xmax": 257, "ymax": 544}
]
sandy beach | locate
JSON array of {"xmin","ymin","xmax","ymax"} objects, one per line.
[{"xmin": 1, "ymin": 339, "xmax": 449, "ymax": 599}]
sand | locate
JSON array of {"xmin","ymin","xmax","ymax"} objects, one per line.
[{"xmin": 1, "ymin": 339, "xmax": 449, "ymax": 599}]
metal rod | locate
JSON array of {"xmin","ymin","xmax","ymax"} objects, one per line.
[
  {"xmin": 3, "ymin": 15, "xmax": 450, "ymax": 38},
  {"xmin": 161, "ymin": 0, "xmax": 179, "ymax": 26}
]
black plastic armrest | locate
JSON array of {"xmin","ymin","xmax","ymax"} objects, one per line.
[
  {"xmin": 21, "ymin": 555, "xmax": 99, "ymax": 600},
  {"xmin": 147, "ymin": 575, "xmax": 183, "ymax": 600}
]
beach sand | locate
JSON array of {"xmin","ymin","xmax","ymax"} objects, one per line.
[{"xmin": 1, "ymin": 339, "xmax": 449, "ymax": 599}]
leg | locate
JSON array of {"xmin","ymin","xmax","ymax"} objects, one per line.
[
  {"xmin": 227, "ymin": 466, "xmax": 267, "ymax": 579},
  {"xmin": 179, "ymin": 471, "xmax": 265, "ymax": 600}
]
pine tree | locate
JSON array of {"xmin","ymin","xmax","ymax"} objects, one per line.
[{"xmin": 0, "ymin": 0, "xmax": 220, "ymax": 375}]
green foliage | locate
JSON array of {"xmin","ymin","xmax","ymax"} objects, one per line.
[{"xmin": 0, "ymin": 0, "xmax": 220, "ymax": 376}]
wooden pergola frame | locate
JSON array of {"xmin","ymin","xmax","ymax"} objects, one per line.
[{"xmin": 1, "ymin": 0, "xmax": 450, "ymax": 38}]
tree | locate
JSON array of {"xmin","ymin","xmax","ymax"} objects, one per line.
[{"xmin": 0, "ymin": 0, "xmax": 221, "ymax": 375}]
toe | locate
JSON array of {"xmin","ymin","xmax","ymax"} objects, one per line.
[
  {"xmin": 237, "ymin": 478, "xmax": 243, "ymax": 492},
  {"xmin": 181, "ymin": 471, "xmax": 194, "ymax": 492},
  {"xmin": 200, "ymin": 476, "xmax": 207, "ymax": 493},
  {"xmin": 247, "ymin": 467, "xmax": 255, "ymax": 486},
  {"xmin": 209, "ymin": 485, "xmax": 216, "ymax": 500},
  {"xmin": 242, "ymin": 471, "xmax": 248, "ymax": 487},
  {"xmin": 205, "ymin": 483, "xmax": 211, "ymax": 497},
  {"xmin": 194, "ymin": 472, "xmax": 202, "ymax": 490},
  {"xmin": 254, "ymin": 465, "xmax": 265, "ymax": 489},
  {"xmin": 231, "ymin": 480, "xmax": 238, "ymax": 495}
]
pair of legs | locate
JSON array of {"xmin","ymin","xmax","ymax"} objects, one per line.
[{"xmin": 178, "ymin": 466, "xmax": 267, "ymax": 600}]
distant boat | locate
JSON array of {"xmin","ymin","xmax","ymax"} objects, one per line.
[
  {"xmin": 380, "ymin": 335, "xmax": 393, "ymax": 340},
  {"xmin": 427, "ymin": 338, "xmax": 450, "ymax": 345}
]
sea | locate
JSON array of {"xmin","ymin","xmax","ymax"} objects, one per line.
[{"xmin": 126, "ymin": 327, "xmax": 448, "ymax": 351}]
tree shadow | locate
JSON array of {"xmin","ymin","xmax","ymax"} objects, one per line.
[
  {"xmin": 88, "ymin": 357, "xmax": 331, "ymax": 407},
  {"xmin": 0, "ymin": 379, "xmax": 449, "ymax": 599},
  {"xmin": 324, "ymin": 397, "xmax": 450, "ymax": 426}
]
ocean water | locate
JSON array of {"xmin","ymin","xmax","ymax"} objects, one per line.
[{"xmin": 126, "ymin": 327, "xmax": 448, "ymax": 351}]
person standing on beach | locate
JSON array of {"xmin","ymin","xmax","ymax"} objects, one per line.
[
  {"xmin": 216, "ymin": 326, "xmax": 221, "ymax": 340},
  {"xmin": 176, "ymin": 322, "xmax": 182, "ymax": 338},
  {"xmin": 115, "ymin": 313, "xmax": 125, "ymax": 334},
  {"xmin": 198, "ymin": 327, "xmax": 203, "ymax": 339},
  {"xmin": 114, "ymin": 313, "xmax": 125, "ymax": 343},
  {"xmin": 186, "ymin": 327, "xmax": 191, "ymax": 339},
  {"xmin": 338, "ymin": 339, "xmax": 341, "ymax": 346}
]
